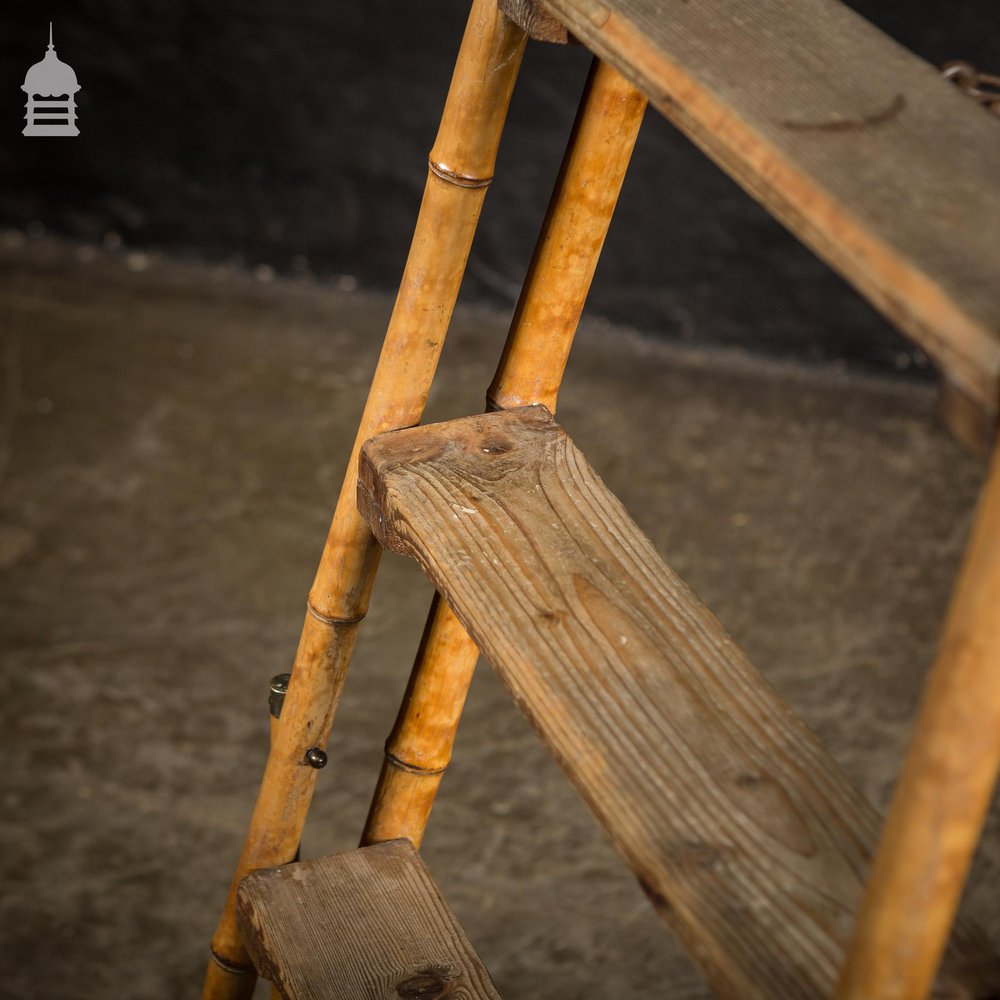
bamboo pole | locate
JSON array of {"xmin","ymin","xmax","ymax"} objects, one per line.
[
  {"xmin": 835, "ymin": 448, "xmax": 1000, "ymax": 1000},
  {"xmin": 362, "ymin": 591, "xmax": 480, "ymax": 847},
  {"xmin": 202, "ymin": 6, "xmax": 526, "ymax": 997},
  {"xmin": 267, "ymin": 676, "xmax": 289, "ymax": 1000},
  {"xmin": 486, "ymin": 60, "xmax": 646, "ymax": 413},
  {"xmin": 361, "ymin": 59, "xmax": 647, "ymax": 849}
]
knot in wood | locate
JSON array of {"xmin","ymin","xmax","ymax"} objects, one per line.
[{"xmin": 395, "ymin": 965, "xmax": 456, "ymax": 999}]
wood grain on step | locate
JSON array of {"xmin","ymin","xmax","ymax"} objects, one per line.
[
  {"xmin": 358, "ymin": 406, "xmax": 1000, "ymax": 998},
  {"xmin": 237, "ymin": 840, "xmax": 502, "ymax": 1000},
  {"xmin": 538, "ymin": 0, "xmax": 1000, "ymax": 434}
]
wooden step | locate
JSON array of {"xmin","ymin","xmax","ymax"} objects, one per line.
[
  {"xmin": 357, "ymin": 406, "xmax": 1000, "ymax": 998},
  {"xmin": 535, "ymin": 0, "xmax": 1000, "ymax": 430},
  {"xmin": 237, "ymin": 840, "xmax": 502, "ymax": 1000}
]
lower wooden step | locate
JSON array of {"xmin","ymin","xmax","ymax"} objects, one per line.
[
  {"xmin": 237, "ymin": 839, "xmax": 502, "ymax": 1000},
  {"xmin": 357, "ymin": 405, "xmax": 1000, "ymax": 999}
]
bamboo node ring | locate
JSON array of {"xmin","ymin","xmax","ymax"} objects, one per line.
[
  {"xmin": 385, "ymin": 749, "xmax": 448, "ymax": 776},
  {"xmin": 209, "ymin": 948, "xmax": 255, "ymax": 976},
  {"xmin": 427, "ymin": 158, "xmax": 492, "ymax": 189},
  {"xmin": 306, "ymin": 600, "xmax": 365, "ymax": 627}
]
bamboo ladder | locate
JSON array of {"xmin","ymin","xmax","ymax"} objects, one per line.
[{"xmin": 203, "ymin": 1, "xmax": 1000, "ymax": 997}]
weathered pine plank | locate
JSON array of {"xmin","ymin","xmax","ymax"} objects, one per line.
[
  {"xmin": 237, "ymin": 840, "xmax": 502, "ymax": 1000},
  {"xmin": 357, "ymin": 406, "xmax": 1000, "ymax": 999},
  {"xmin": 535, "ymin": 0, "xmax": 1000, "ymax": 423}
]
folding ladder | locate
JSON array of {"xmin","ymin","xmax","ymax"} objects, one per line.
[{"xmin": 201, "ymin": 2, "xmax": 1000, "ymax": 997}]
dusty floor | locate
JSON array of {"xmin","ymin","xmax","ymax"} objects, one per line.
[{"xmin": 2, "ymin": 238, "xmax": 999, "ymax": 999}]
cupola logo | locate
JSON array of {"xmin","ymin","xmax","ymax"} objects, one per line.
[{"xmin": 22, "ymin": 23, "xmax": 81, "ymax": 137}]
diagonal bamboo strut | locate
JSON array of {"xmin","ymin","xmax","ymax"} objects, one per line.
[
  {"xmin": 835, "ymin": 448, "xmax": 1000, "ymax": 1000},
  {"xmin": 361, "ymin": 58, "xmax": 647, "ymax": 849},
  {"xmin": 201, "ymin": 5, "xmax": 526, "ymax": 997}
]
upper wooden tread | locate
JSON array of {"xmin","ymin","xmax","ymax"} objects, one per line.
[
  {"xmin": 236, "ymin": 840, "xmax": 502, "ymax": 1000},
  {"xmin": 358, "ymin": 406, "xmax": 1000, "ymax": 998},
  {"xmin": 538, "ymin": 0, "xmax": 1000, "ymax": 409}
]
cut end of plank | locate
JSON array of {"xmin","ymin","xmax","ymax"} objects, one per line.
[
  {"xmin": 237, "ymin": 839, "xmax": 502, "ymax": 1000},
  {"xmin": 498, "ymin": 0, "xmax": 571, "ymax": 42},
  {"xmin": 358, "ymin": 405, "xmax": 560, "ymax": 557}
]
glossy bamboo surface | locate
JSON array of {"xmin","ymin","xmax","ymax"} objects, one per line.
[
  {"xmin": 361, "ymin": 59, "xmax": 646, "ymax": 850},
  {"xmin": 202, "ymin": 4, "xmax": 526, "ymax": 995},
  {"xmin": 836, "ymin": 449, "xmax": 1000, "ymax": 1000}
]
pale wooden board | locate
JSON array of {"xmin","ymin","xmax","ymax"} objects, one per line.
[
  {"xmin": 358, "ymin": 407, "xmax": 1000, "ymax": 998},
  {"xmin": 237, "ymin": 840, "xmax": 502, "ymax": 1000},
  {"xmin": 534, "ymin": 0, "xmax": 1000, "ymax": 415}
]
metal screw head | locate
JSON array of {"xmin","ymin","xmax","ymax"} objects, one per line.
[
  {"xmin": 268, "ymin": 673, "xmax": 291, "ymax": 720},
  {"xmin": 305, "ymin": 747, "xmax": 328, "ymax": 769}
]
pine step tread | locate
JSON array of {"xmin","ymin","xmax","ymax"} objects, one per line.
[
  {"xmin": 357, "ymin": 405, "xmax": 1000, "ymax": 998},
  {"xmin": 537, "ymin": 0, "xmax": 1000, "ymax": 416},
  {"xmin": 237, "ymin": 840, "xmax": 502, "ymax": 1000}
]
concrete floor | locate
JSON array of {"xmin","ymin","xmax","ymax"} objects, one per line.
[{"xmin": 2, "ymin": 237, "xmax": 999, "ymax": 998}]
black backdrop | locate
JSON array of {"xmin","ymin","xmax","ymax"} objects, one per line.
[{"xmin": 2, "ymin": 1, "xmax": 996, "ymax": 373}]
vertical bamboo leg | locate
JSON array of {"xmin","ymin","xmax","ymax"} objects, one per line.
[
  {"xmin": 835, "ymin": 448, "xmax": 1000, "ymax": 1000},
  {"xmin": 361, "ymin": 59, "xmax": 647, "ymax": 849},
  {"xmin": 267, "ymin": 676, "xmax": 289, "ymax": 1000},
  {"xmin": 202, "ymin": 6, "xmax": 526, "ymax": 997}
]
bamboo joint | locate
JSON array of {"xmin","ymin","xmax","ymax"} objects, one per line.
[
  {"xmin": 305, "ymin": 600, "xmax": 366, "ymax": 627},
  {"xmin": 385, "ymin": 749, "xmax": 448, "ymax": 777},
  {"xmin": 209, "ymin": 950, "xmax": 255, "ymax": 977},
  {"xmin": 427, "ymin": 158, "xmax": 493, "ymax": 188}
]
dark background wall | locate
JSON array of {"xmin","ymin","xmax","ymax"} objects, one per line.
[{"xmin": 1, "ymin": 1, "xmax": 996, "ymax": 373}]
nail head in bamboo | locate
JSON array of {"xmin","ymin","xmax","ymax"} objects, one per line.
[
  {"xmin": 202, "ymin": 4, "xmax": 526, "ymax": 995},
  {"xmin": 361, "ymin": 60, "xmax": 646, "ymax": 852}
]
